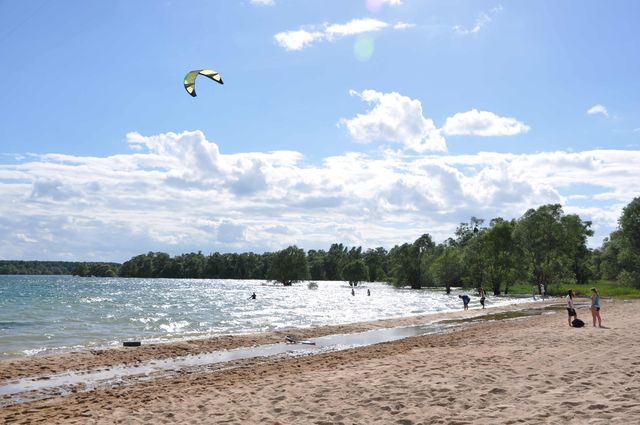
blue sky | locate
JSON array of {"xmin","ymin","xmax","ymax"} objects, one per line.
[{"xmin": 1, "ymin": 0, "xmax": 639, "ymax": 261}]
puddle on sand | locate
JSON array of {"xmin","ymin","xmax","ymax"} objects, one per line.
[
  {"xmin": 440, "ymin": 304, "xmax": 563, "ymax": 325},
  {"xmin": 0, "ymin": 304, "xmax": 558, "ymax": 407}
]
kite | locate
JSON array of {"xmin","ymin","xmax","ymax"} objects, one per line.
[{"xmin": 183, "ymin": 69, "xmax": 223, "ymax": 97}]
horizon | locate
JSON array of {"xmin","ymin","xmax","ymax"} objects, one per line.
[{"xmin": 1, "ymin": 0, "xmax": 639, "ymax": 262}]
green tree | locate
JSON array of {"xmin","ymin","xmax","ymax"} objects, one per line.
[
  {"xmin": 324, "ymin": 243, "xmax": 347, "ymax": 280},
  {"xmin": 363, "ymin": 247, "xmax": 388, "ymax": 282},
  {"xmin": 605, "ymin": 197, "xmax": 640, "ymax": 287},
  {"xmin": 72, "ymin": 263, "xmax": 90, "ymax": 277},
  {"xmin": 307, "ymin": 249, "xmax": 327, "ymax": 280},
  {"xmin": 620, "ymin": 197, "xmax": 640, "ymax": 252},
  {"xmin": 514, "ymin": 204, "xmax": 567, "ymax": 293},
  {"xmin": 430, "ymin": 246, "xmax": 462, "ymax": 294},
  {"xmin": 467, "ymin": 219, "xmax": 522, "ymax": 295},
  {"xmin": 268, "ymin": 245, "xmax": 310, "ymax": 286},
  {"xmin": 560, "ymin": 214, "xmax": 594, "ymax": 285},
  {"xmin": 342, "ymin": 259, "xmax": 369, "ymax": 287}
]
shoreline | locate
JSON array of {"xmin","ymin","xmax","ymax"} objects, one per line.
[
  {"xmin": 1, "ymin": 299, "xmax": 637, "ymax": 424},
  {"xmin": 0, "ymin": 299, "xmax": 558, "ymax": 382}
]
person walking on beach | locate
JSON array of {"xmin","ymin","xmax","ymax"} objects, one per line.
[
  {"xmin": 566, "ymin": 289, "xmax": 578, "ymax": 326},
  {"xmin": 351, "ymin": 288, "xmax": 355, "ymax": 296},
  {"xmin": 248, "ymin": 292, "xmax": 256, "ymax": 300},
  {"xmin": 367, "ymin": 288, "xmax": 371, "ymax": 296},
  {"xmin": 591, "ymin": 287, "xmax": 602, "ymax": 327},
  {"xmin": 459, "ymin": 294, "xmax": 470, "ymax": 310},
  {"xmin": 479, "ymin": 287, "xmax": 486, "ymax": 309},
  {"xmin": 541, "ymin": 285, "xmax": 546, "ymax": 300}
]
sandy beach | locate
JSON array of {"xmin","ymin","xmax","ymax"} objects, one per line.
[{"xmin": 2, "ymin": 299, "xmax": 639, "ymax": 424}]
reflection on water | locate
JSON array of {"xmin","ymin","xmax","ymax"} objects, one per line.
[
  {"xmin": 0, "ymin": 275, "xmax": 538, "ymax": 358},
  {"xmin": 0, "ymin": 305, "xmax": 556, "ymax": 407}
]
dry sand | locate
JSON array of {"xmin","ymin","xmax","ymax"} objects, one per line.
[{"xmin": 1, "ymin": 299, "xmax": 639, "ymax": 424}]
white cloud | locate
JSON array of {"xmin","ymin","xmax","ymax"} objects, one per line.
[
  {"xmin": 325, "ymin": 18, "xmax": 388, "ymax": 38},
  {"xmin": 587, "ymin": 104, "xmax": 609, "ymax": 117},
  {"xmin": 394, "ymin": 22, "xmax": 415, "ymax": 30},
  {"xmin": 340, "ymin": 90, "xmax": 529, "ymax": 151},
  {"xmin": 250, "ymin": 0, "xmax": 274, "ymax": 5},
  {"xmin": 340, "ymin": 89, "xmax": 447, "ymax": 153},
  {"xmin": 366, "ymin": 0, "xmax": 403, "ymax": 12},
  {"xmin": 454, "ymin": 5, "xmax": 503, "ymax": 36},
  {"xmin": 275, "ymin": 18, "xmax": 413, "ymax": 51},
  {"xmin": 1, "ymin": 130, "xmax": 638, "ymax": 261},
  {"xmin": 273, "ymin": 29, "xmax": 324, "ymax": 51},
  {"xmin": 442, "ymin": 109, "xmax": 530, "ymax": 136}
]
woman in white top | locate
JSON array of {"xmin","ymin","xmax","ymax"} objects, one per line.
[{"xmin": 566, "ymin": 289, "xmax": 577, "ymax": 327}]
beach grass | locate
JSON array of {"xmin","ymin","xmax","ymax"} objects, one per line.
[{"xmin": 508, "ymin": 279, "xmax": 640, "ymax": 298}]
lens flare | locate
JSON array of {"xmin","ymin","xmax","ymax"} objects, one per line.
[
  {"xmin": 354, "ymin": 35, "xmax": 375, "ymax": 61},
  {"xmin": 366, "ymin": 0, "xmax": 384, "ymax": 13}
]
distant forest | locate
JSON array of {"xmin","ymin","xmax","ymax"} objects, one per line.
[
  {"xmin": 0, "ymin": 261, "xmax": 120, "ymax": 276},
  {"xmin": 3, "ymin": 198, "xmax": 640, "ymax": 294}
]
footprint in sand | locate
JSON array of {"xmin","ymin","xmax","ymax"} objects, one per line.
[{"xmin": 587, "ymin": 403, "xmax": 608, "ymax": 410}]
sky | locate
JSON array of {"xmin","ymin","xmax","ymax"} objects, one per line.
[{"xmin": 0, "ymin": 0, "xmax": 639, "ymax": 262}]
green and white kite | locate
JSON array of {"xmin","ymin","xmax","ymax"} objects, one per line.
[{"xmin": 183, "ymin": 69, "xmax": 223, "ymax": 97}]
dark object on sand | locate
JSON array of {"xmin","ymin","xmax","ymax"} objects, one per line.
[
  {"xmin": 285, "ymin": 335, "xmax": 316, "ymax": 345},
  {"xmin": 123, "ymin": 341, "xmax": 141, "ymax": 347},
  {"xmin": 571, "ymin": 318, "xmax": 585, "ymax": 328}
]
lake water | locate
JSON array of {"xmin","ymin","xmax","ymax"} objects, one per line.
[{"xmin": 0, "ymin": 275, "xmax": 533, "ymax": 358}]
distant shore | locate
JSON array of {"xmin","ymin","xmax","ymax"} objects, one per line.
[{"xmin": 2, "ymin": 298, "xmax": 638, "ymax": 424}]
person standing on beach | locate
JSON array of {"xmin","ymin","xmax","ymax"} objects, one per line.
[
  {"xmin": 566, "ymin": 289, "xmax": 577, "ymax": 326},
  {"xmin": 591, "ymin": 287, "xmax": 602, "ymax": 327},
  {"xmin": 479, "ymin": 287, "xmax": 486, "ymax": 309},
  {"xmin": 459, "ymin": 294, "xmax": 470, "ymax": 310},
  {"xmin": 541, "ymin": 285, "xmax": 546, "ymax": 300}
]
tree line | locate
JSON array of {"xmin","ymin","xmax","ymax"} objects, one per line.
[
  {"xmin": 4, "ymin": 199, "xmax": 639, "ymax": 293},
  {"xmin": 0, "ymin": 261, "xmax": 118, "ymax": 276},
  {"xmin": 114, "ymin": 199, "xmax": 640, "ymax": 293}
]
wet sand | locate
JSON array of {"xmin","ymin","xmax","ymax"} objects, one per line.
[{"xmin": 2, "ymin": 299, "xmax": 639, "ymax": 424}]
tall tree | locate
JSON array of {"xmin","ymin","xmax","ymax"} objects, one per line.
[
  {"xmin": 342, "ymin": 259, "xmax": 369, "ymax": 287},
  {"xmin": 514, "ymin": 204, "xmax": 567, "ymax": 292},
  {"xmin": 610, "ymin": 197, "xmax": 640, "ymax": 287},
  {"xmin": 430, "ymin": 246, "xmax": 462, "ymax": 294},
  {"xmin": 561, "ymin": 214, "xmax": 594, "ymax": 285},
  {"xmin": 478, "ymin": 219, "xmax": 522, "ymax": 295},
  {"xmin": 268, "ymin": 245, "xmax": 310, "ymax": 286},
  {"xmin": 363, "ymin": 247, "xmax": 388, "ymax": 282},
  {"xmin": 324, "ymin": 243, "xmax": 347, "ymax": 280}
]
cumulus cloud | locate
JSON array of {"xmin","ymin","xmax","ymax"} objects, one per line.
[
  {"xmin": 587, "ymin": 104, "xmax": 609, "ymax": 117},
  {"xmin": 274, "ymin": 30, "xmax": 324, "ymax": 51},
  {"xmin": 366, "ymin": 0, "xmax": 402, "ymax": 10},
  {"xmin": 1, "ymin": 130, "xmax": 637, "ymax": 261},
  {"xmin": 340, "ymin": 90, "xmax": 529, "ymax": 151},
  {"xmin": 454, "ymin": 5, "xmax": 503, "ymax": 36},
  {"xmin": 442, "ymin": 109, "xmax": 530, "ymax": 136},
  {"xmin": 325, "ymin": 18, "xmax": 388, "ymax": 38},
  {"xmin": 340, "ymin": 89, "xmax": 447, "ymax": 152},
  {"xmin": 274, "ymin": 18, "xmax": 412, "ymax": 51}
]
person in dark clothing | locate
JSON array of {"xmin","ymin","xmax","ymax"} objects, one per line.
[
  {"xmin": 479, "ymin": 287, "xmax": 486, "ymax": 309},
  {"xmin": 459, "ymin": 294, "xmax": 471, "ymax": 310}
]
